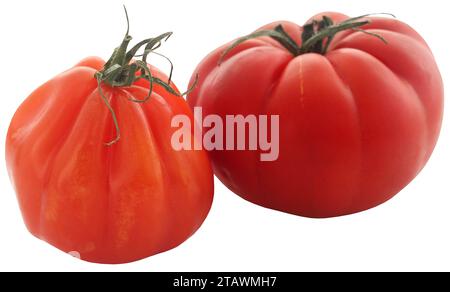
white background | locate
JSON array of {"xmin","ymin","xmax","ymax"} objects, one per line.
[{"xmin": 0, "ymin": 0, "xmax": 449, "ymax": 272}]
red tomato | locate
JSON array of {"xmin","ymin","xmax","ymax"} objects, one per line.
[
  {"xmin": 6, "ymin": 30, "xmax": 214, "ymax": 262},
  {"xmin": 187, "ymin": 13, "xmax": 443, "ymax": 218}
]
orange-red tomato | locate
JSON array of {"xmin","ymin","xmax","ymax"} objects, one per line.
[
  {"xmin": 188, "ymin": 13, "xmax": 443, "ymax": 218},
  {"xmin": 6, "ymin": 56, "xmax": 214, "ymax": 264}
]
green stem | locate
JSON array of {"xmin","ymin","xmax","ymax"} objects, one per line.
[
  {"xmin": 95, "ymin": 6, "xmax": 194, "ymax": 146},
  {"xmin": 299, "ymin": 20, "xmax": 371, "ymax": 54},
  {"xmin": 220, "ymin": 13, "xmax": 390, "ymax": 63}
]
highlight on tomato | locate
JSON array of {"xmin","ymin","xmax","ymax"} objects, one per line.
[
  {"xmin": 187, "ymin": 13, "xmax": 443, "ymax": 218},
  {"xmin": 6, "ymin": 8, "xmax": 214, "ymax": 264}
]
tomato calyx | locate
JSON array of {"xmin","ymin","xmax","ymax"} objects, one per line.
[
  {"xmin": 219, "ymin": 13, "xmax": 392, "ymax": 64},
  {"xmin": 299, "ymin": 14, "xmax": 390, "ymax": 54},
  {"xmin": 95, "ymin": 6, "xmax": 198, "ymax": 146}
]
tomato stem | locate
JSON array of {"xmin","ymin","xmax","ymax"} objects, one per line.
[
  {"xmin": 95, "ymin": 6, "xmax": 197, "ymax": 146},
  {"xmin": 299, "ymin": 15, "xmax": 390, "ymax": 54},
  {"xmin": 220, "ymin": 13, "xmax": 393, "ymax": 63}
]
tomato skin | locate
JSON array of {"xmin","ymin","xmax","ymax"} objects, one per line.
[
  {"xmin": 6, "ymin": 57, "xmax": 214, "ymax": 264},
  {"xmin": 187, "ymin": 13, "xmax": 443, "ymax": 218}
]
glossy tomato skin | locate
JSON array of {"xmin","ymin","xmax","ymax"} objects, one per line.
[
  {"xmin": 6, "ymin": 56, "xmax": 214, "ymax": 264},
  {"xmin": 187, "ymin": 13, "xmax": 443, "ymax": 218}
]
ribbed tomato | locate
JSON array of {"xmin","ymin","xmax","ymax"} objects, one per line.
[
  {"xmin": 6, "ymin": 18, "xmax": 213, "ymax": 263},
  {"xmin": 187, "ymin": 13, "xmax": 443, "ymax": 218}
]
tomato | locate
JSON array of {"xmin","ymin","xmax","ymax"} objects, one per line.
[
  {"xmin": 187, "ymin": 13, "xmax": 443, "ymax": 218},
  {"xmin": 6, "ymin": 15, "xmax": 213, "ymax": 264}
]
